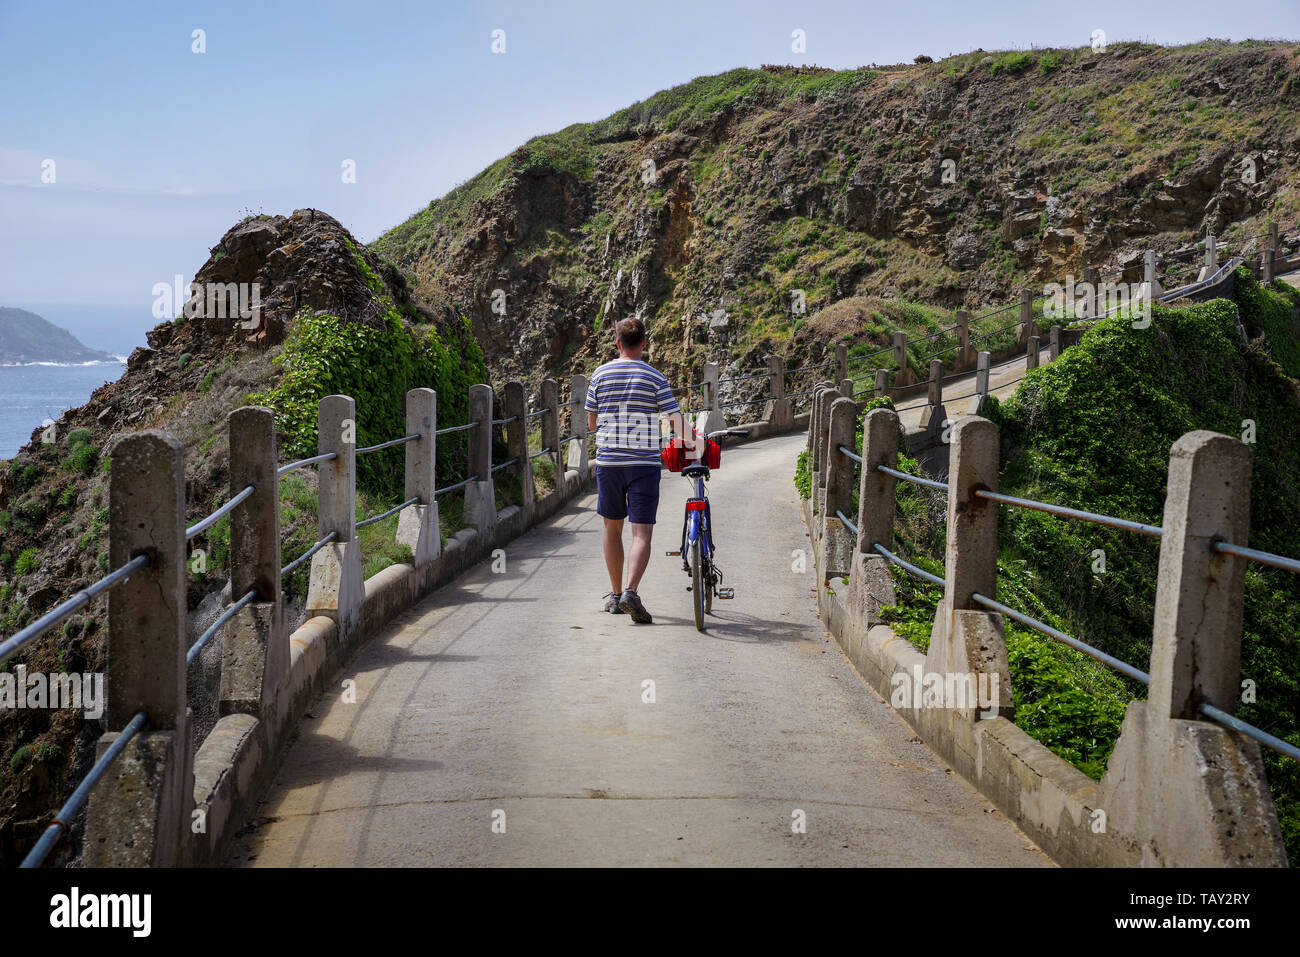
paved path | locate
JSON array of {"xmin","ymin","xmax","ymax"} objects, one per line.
[
  {"xmin": 892, "ymin": 346, "xmax": 1041, "ymax": 433},
  {"xmin": 229, "ymin": 432, "xmax": 1049, "ymax": 867}
]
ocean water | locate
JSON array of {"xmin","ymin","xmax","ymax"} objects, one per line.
[{"xmin": 0, "ymin": 360, "xmax": 127, "ymax": 459}]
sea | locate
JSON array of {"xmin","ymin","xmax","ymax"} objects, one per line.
[{"xmin": 0, "ymin": 359, "xmax": 128, "ymax": 459}]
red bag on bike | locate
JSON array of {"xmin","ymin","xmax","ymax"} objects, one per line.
[{"xmin": 661, "ymin": 432, "xmax": 721, "ymax": 471}]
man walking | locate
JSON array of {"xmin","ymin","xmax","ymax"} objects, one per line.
[{"xmin": 585, "ymin": 317, "xmax": 684, "ymax": 623}]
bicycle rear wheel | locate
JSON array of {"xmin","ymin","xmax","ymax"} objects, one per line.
[{"xmin": 690, "ymin": 539, "xmax": 704, "ymax": 630}]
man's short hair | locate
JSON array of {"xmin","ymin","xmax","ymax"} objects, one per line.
[{"xmin": 616, "ymin": 317, "xmax": 646, "ymax": 350}]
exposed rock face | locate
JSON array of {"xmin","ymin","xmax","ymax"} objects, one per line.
[
  {"xmin": 375, "ymin": 42, "xmax": 1300, "ymax": 393},
  {"xmin": 186, "ymin": 209, "xmax": 420, "ymax": 347}
]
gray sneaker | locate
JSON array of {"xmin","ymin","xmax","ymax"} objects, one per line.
[
  {"xmin": 618, "ymin": 588, "xmax": 653, "ymax": 624},
  {"xmin": 603, "ymin": 592, "xmax": 624, "ymax": 614}
]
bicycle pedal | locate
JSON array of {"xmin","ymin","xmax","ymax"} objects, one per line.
[
  {"xmin": 716, "ymin": 587, "xmax": 735, "ymax": 599},
  {"xmin": 665, "ymin": 550, "xmax": 681, "ymax": 556}
]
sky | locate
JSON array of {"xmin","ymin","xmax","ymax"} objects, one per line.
[{"xmin": 1, "ymin": 0, "xmax": 1298, "ymax": 352}]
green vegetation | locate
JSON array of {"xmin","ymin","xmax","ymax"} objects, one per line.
[
  {"xmin": 14, "ymin": 548, "xmax": 39, "ymax": 576},
  {"xmin": 252, "ymin": 307, "xmax": 485, "ymax": 498},
  {"xmin": 797, "ymin": 276, "xmax": 1300, "ymax": 855}
]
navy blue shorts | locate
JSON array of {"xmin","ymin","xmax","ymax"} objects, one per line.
[{"xmin": 595, "ymin": 465, "xmax": 661, "ymax": 524}]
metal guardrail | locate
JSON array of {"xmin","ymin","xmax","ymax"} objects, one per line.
[
  {"xmin": 357, "ymin": 496, "xmax": 420, "ymax": 530},
  {"xmin": 435, "ymin": 421, "xmax": 478, "ymax": 436},
  {"xmin": 356, "ymin": 433, "xmax": 421, "ymax": 455},
  {"xmin": 828, "ymin": 416, "xmax": 1300, "ymax": 763},
  {"xmin": 277, "ymin": 451, "xmax": 338, "ymax": 476},
  {"xmin": 717, "ymin": 369, "xmax": 772, "ymax": 385},
  {"xmin": 187, "ymin": 589, "xmax": 258, "ymax": 666},
  {"xmin": 876, "ymin": 464, "xmax": 948, "ymax": 492},
  {"xmin": 187, "ymin": 485, "xmax": 255, "ymax": 539},
  {"xmin": 435, "ymin": 474, "xmax": 480, "ymax": 496},
  {"xmin": 281, "ymin": 531, "xmax": 338, "ymax": 577},
  {"xmin": 20, "ymin": 709, "xmax": 149, "ymax": 868},
  {"xmin": 0, "ymin": 553, "xmax": 151, "ymax": 665}
]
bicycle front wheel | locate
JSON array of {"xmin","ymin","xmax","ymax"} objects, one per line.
[{"xmin": 690, "ymin": 538, "xmax": 704, "ymax": 630}]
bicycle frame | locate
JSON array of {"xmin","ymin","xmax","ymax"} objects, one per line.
[{"xmin": 680, "ymin": 473, "xmax": 713, "ymax": 564}]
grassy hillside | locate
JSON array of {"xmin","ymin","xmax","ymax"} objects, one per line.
[{"xmin": 373, "ymin": 41, "xmax": 1300, "ymax": 396}]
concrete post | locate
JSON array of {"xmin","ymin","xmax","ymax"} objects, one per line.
[
  {"xmin": 820, "ymin": 397, "xmax": 858, "ymax": 578},
  {"xmin": 919, "ymin": 359, "xmax": 946, "ymax": 441},
  {"xmin": 839, "ymin": 377, "xmax": 855, "ymax": 399},
  {"xmin": 1149, "ymin": 432, "xmax": 1252, "ymax": 721},
  {"xmin": 1026, "ymin": 335, "xmax": 1040, "ymax": 370},
  {"xmin": 306, "ymin": 395, "xmax": 364, "ymax": 643},
  {"xmin": 1020, "ymin": 288, "xmax": 1038, "ymax": 342},
  {"xmin": 1050, "ymin": 324, "xmax": 1062, "ymax": 361},
  {"xmin": 701, "ymin": 361, "xmax": 725, "ymax": 436},
  {"xmin": 856, "ymin": 407, "xmax": 899, "ymax": 553},
  {"xmin": 1263, "ymin": 224, "xmax": 1276, "ymax": 283},
  {"xmin": 845, "ymin": 407, "xmax": 900, "ymax": 631},
  {"xmin": 968, "ymin": 350, "xmax": 991, "ymax": 415},
  {"xmin": 1206, "ymin": 234, "xmax": 1217, "ymax": 272},
  {"xmin": 502, "ymin": 380, "xmax": 535, "ymax": 522},
  {"xmin": 764, "ymin": 355, "xmax": 793, "ymax": 431},
  {"xmin": 925, "ymin": 416, "xmax": 1013, "ymax": 720},
  {"xmin": 835, "ymin": 342, "xmax": 849, "ymax": 383},
  {"xmin": 810, "ymin": 383, "xmax": 836, "ymax": 517},
  {"xmin": 396, "ymin": 387, "xmax": 440, "ymax": 568},
  {"xmin": 892, "ymin": 331, "xmax": 909, "ymax": 387},
  {"xmin": 567, "ymin": 373, "xmax": 589, "ymax": 476},
  {"xmin": 1101, "ymin": 430, "xmax": 1285, "ymax": 866},
  {"xmin": 464, "ymin": 383, "xmax": 497, "ymax": 531},
  {"xmin": 1082, "ymin": 266, "xmax": 1099, "ymax": 319},
  {"xmin": 1142, "ymin": 249, "xmax": 1163, "ymax": 304},
  {"xmin": 539, "ymin": 378, "xmax": 561, "ymax": 478},
  {"xmin": 874, "ymin": 368, "xmax": 890, "ymax": 399},
  {"xmin": 942, "ymin": 417, "xmax": 999, "ymax": 612},
  {"xmin": 955, "ymin": 309, "xmax": 972, "ymax": 368},
  {"xmin": 222, "ymin": 407, "xmax": 287, "ymax": 718},
  {"xmin": 84, "ymin": 431, "xmax": 192, "ymax": 867}
]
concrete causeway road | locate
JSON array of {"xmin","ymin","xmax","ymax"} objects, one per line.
[
  {"xmin": 228, "ymin": 431, "xmax": 1050, "ymax": 867},
  {"xmin": 893, "ymin": 346, "xmax": 1041, "ymax": 434}
]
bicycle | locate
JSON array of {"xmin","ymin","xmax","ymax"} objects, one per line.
[{"xmin": 663, "ymin": 428, "xmax": 749, "ymax": 630}]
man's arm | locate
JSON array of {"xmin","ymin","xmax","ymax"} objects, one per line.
[{"xmin": 587, "ymin": 411, "xmax": 599, "ymax": 432}]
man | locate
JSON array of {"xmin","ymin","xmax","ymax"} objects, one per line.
[{"xmin": 585, "ymin": 317, "xmax": 685, "ymax": 623}]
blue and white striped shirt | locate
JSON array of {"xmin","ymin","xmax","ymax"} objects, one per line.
[{"xmin": 584, "ymin": 359, "xmax": 680, "ymax": 466}]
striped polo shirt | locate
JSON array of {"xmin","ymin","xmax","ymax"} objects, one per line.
[{"xmin": 584, "ymin": 358, "xmax": 680, "ymax": 466}]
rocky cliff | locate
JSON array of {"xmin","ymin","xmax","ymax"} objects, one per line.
[{"xmin": 373, "ymin": 41, "xmax": 1300, "ymax": 391}]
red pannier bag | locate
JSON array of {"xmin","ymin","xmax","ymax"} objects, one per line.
[{"xmin": 662, "ymin": 431, "xmax": 721, "ymax": 471}]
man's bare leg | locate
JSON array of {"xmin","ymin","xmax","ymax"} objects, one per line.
[
  {"xmin": 602, "ymin": 517, "xmax": 625, "ymax": 595},
  {"xmin": 626, "ymin": 522, "xmax": 654, "ymax": 592}
]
